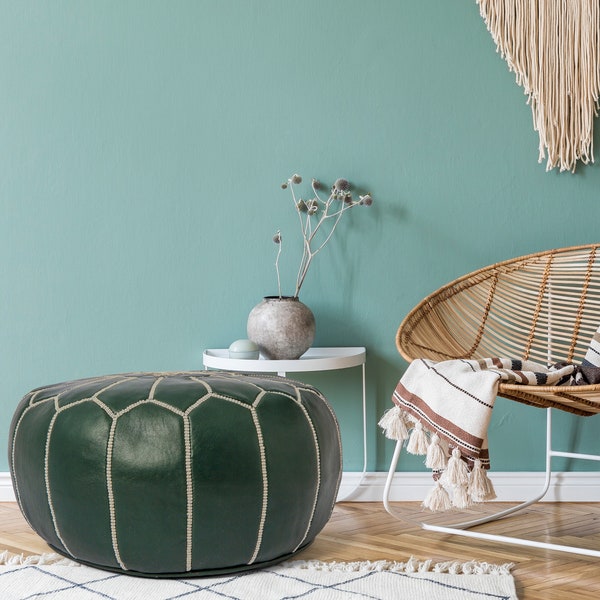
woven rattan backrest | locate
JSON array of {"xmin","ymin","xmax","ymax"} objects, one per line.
[{"xmin": 397, "ymin": 244, "xmax": 600, "ymax": 365}]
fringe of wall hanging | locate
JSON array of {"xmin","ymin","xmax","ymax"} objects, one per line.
[{"xmin": 477, "ymin": 0, "xmax": 600, "ymax": 172}]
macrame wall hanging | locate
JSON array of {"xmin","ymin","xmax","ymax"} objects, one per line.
[{"xmin": 477, "ymin": 0, "xmax": 600, "ymax": 172}]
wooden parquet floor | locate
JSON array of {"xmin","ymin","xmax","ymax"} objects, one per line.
[{"xmin": 1, "ymin": 501, "xmax": 599, "ymax": 598}]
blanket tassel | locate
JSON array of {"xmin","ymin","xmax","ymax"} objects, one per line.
[
  {"xmin": 423, "ymin": 481, "xmax": 452, "ymax": 511},
  {"xmin": 452, "ymin": 483, "xmax": 472, "ymax": 509},
  {"xmin": 377, "ymin": 406, "xmax": 410, "ymax": 441},
  {"xmin": 378, "ymin": 409, "xmax": 497, "ymax": 510},
  {"xmin": 442, "ymin": 448, "xmax": 470, "ymax": 487},
  {"xmin": 440, "ymin": 448, "xmax": 474, "ymax": 509},
  {"xmin": 468, "ymin": 459, "xmax": 497, "ymax": 502},
  {"xmin": 425, "ymin": 433, "xmax": 448, "ymax": 470},
  {"xmin": 406, "ymin": 420, "xmax": 429, "ymax": 455}
]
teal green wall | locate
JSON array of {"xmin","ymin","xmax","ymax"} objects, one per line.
[{"xmin": 1, "ymin": 1, "xmax": 599, "ymax": 474}]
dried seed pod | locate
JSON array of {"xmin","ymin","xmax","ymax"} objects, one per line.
[{"xmin": 334, "ymin": 178, "xmax": 350, "ymax": 192}]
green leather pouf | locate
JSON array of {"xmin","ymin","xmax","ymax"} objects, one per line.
[{"xmin": 8, "ymin": 371, "xmax": 342, "ymax": 578}]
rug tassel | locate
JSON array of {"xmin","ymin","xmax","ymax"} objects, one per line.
[
  {"xmin": 422, "ymin": 481, "xmax": 452, "ymax": 512},
  {"xmin": 286, "ymin": 557, "xmax": 513, "ymax": 574},
  {"xmin": 0, "ymin": 551, "xmax": 78, "ymax": 566},
  {"xmin": 425, "ymin": 433, "xmax": 448, "ymax": 469},
  {"xmin": 406, "ymin": 420, "xmax": 429, "ymax": 455},
  {"xmin": 378, "ymin": 406, "xmax": 409, "ymax": 441}
]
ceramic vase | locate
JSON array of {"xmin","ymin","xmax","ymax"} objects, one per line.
[{"xmin": 247, "ymin": 296, "xmax": 315, "ymax": 360}]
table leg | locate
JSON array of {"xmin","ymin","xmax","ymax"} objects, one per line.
[{"xmin": 336, "ymin": 363, "xmax": 368, "ymax": 501}]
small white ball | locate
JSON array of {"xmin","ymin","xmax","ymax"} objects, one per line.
[{"xmin": 228, "ymin": 339, "xmax": 260, "ymax": 359}]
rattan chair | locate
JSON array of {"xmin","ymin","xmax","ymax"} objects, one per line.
[{"xmin": 383, "ymin": 243, "xmax": 600, "ymax": 557}]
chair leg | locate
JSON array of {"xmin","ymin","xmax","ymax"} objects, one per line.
[{"xmin": 383, "ymin": 408, "xmax": 600, "ymax": 557}]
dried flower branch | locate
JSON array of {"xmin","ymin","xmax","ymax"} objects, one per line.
[
  {"xmin": 274, "ymin": 174, "xmax": 373, "ymax": 298},
  {"xmin": 273, "ymin": 230, "xmax": 282, "ymax": 298}
]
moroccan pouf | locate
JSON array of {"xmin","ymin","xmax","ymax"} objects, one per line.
[{"xmin": 8, "ymin": 371, "xmax": 342, "ymax": 578}]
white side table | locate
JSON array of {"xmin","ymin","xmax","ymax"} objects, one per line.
[{"xmin": 202, "ymin": 347, "xmax": 367, "ymax": 501}]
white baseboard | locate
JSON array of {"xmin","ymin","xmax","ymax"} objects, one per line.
[
  {"xmin": 0, "ymin": 473, "xmax": 14, "ymax": 501},
  {"xmin": 337, "ymin": 471, "xmax": 600, "ymax": 502},
  {"xmin": 2, "ymin": 471, "xmax": 597, "ymax": 503}
]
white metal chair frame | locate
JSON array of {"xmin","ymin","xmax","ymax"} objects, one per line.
[
  {"xmin": 384, "ymin": 408, "xmax": 600, "ymax": 557},
  {"xmin": 383, "ymin": 245, "xmax": 600, "ymax": 557}
]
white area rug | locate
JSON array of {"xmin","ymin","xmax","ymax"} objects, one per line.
[{"xmin": 0, "ymin": 553, "xmax": 518, "ymax": 599}]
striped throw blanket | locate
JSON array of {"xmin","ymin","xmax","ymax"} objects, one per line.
[{"xmin": 379, "ymin": 328, "xmax": 600, "ymax": 512}]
